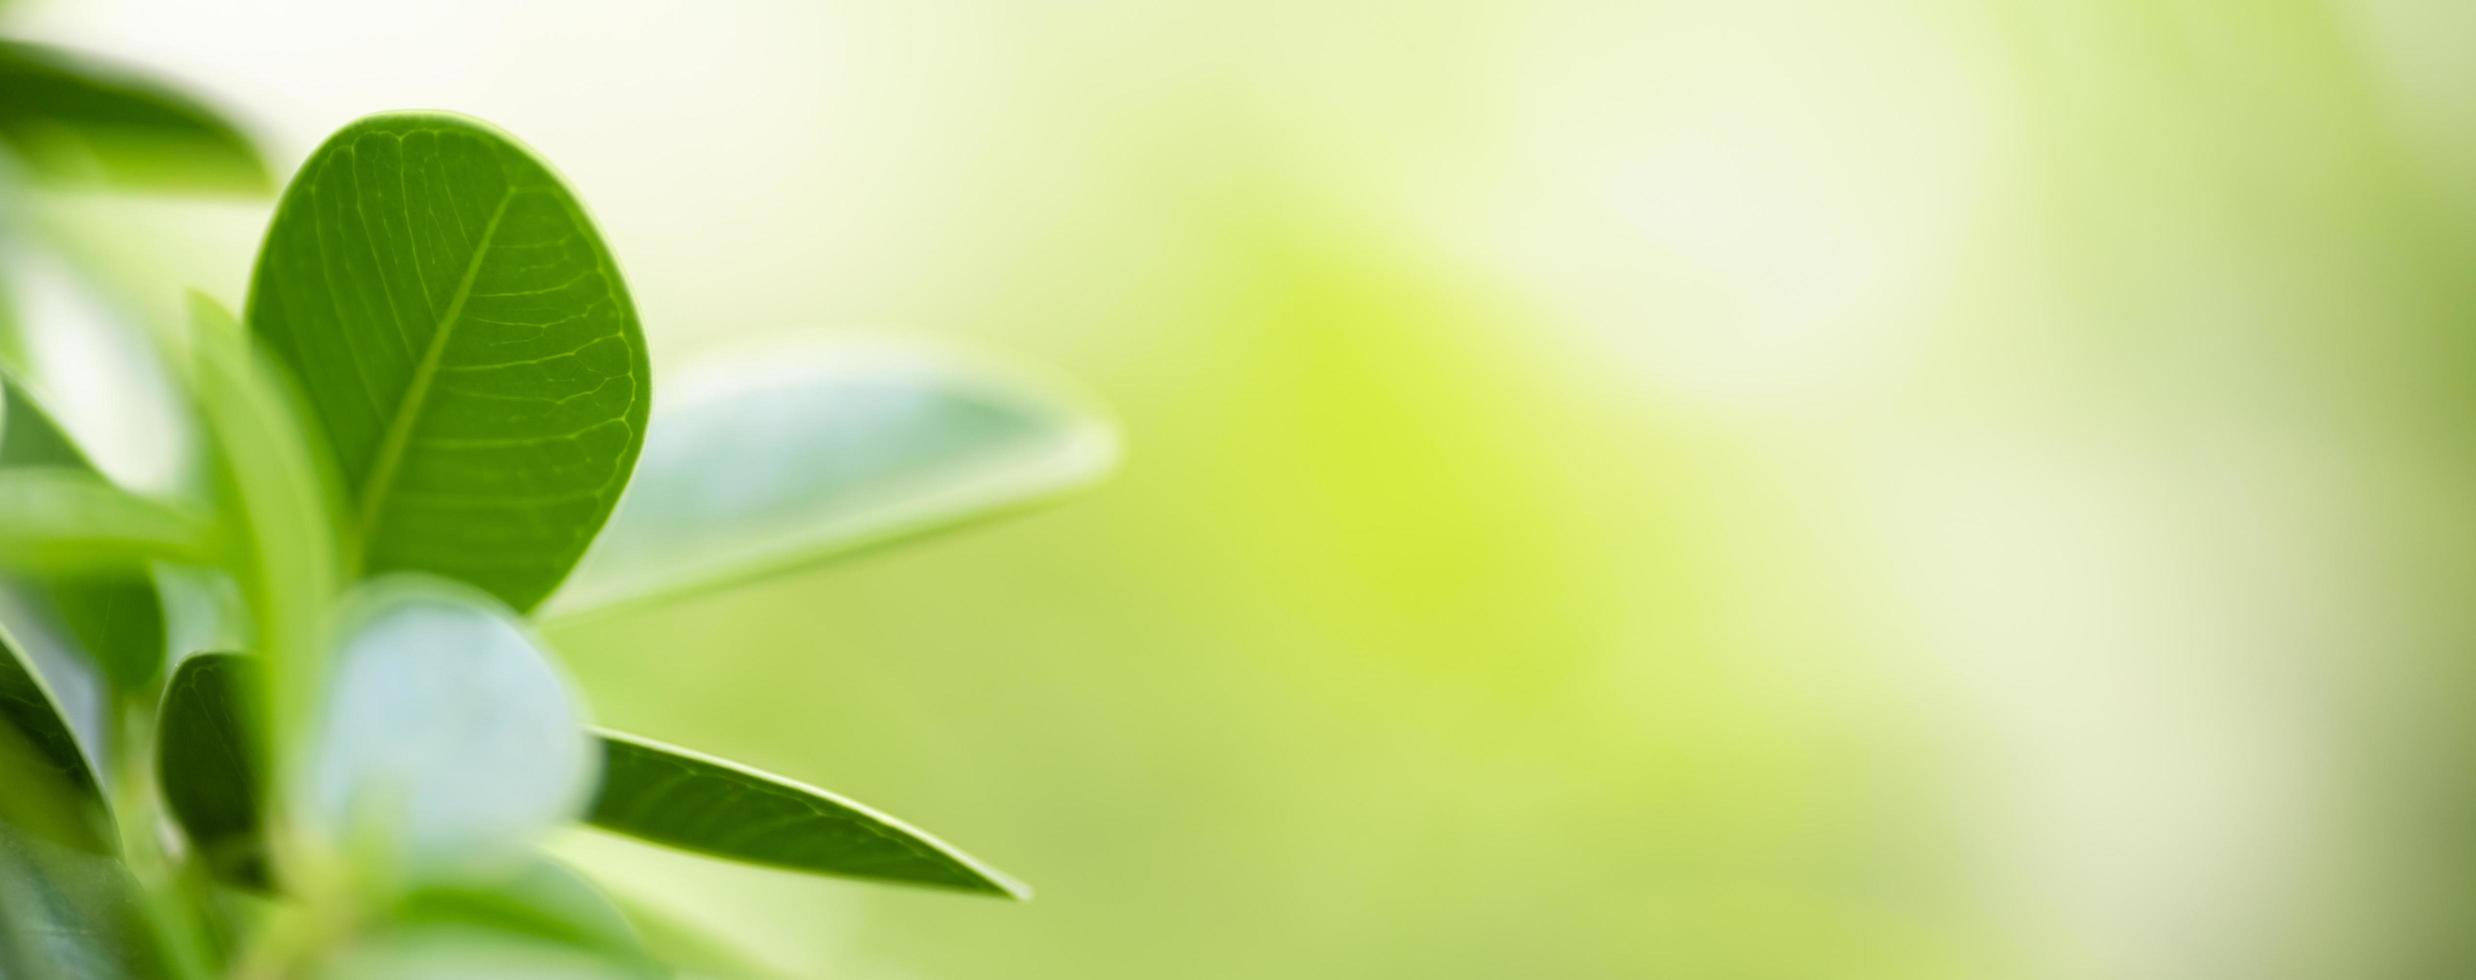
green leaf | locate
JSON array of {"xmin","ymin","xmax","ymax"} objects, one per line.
[
  {"xmin": 186, "ymin": 294, "xmax": 344, "ymax": 769},
  {"xmin": 315, "ymin": 929, "xmax": 659, "ymax": 980},
  {"xmin": 547, "ymin": 340, "xmax": 1115, "ymax": 618},
  {"xmin": 156, "ymin": 652, "xmax": 266, "ymax": 888},
  {"xmin": 0, "ymin": 623, "xmax": 155, "ymax": 978},
  {"xmin": 246, "ymin": 112, "xmax": 650, "ymax": 614},
  {"xmin": 589, "ymin": 731, "xmax": 1027, "ymax": 899},
  {"xmin": 388, "ymin": 860, "xmax": 656, "ymax": 972},
  {"xmin": 1, "ymin": 382, "xmax": 172, "ymax": 693},
  {"xmin": 0, "ymin": 823, "xmax": 162, "ymax": 978},
  {"xmin": 0, "ymin": 622, "xmax": 110, "ymax": 853},
  {"xmin": 0, "ymin": 40, "xmax": 270, "ymax": 194},
  {"xmin": 305, "ymin": 577, "xmax": 597, "ymax": 879},
  {"xmin": 0, "ymin": 468, "xmax": 217, "ymax": 573}
]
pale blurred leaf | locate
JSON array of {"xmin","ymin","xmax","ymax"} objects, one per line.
[
  {"xmin": 0, "ymin": 467, "xmax": 216, "ymax": 573},
  {"xmin": 548, "ymin": 341, "xmax": 1115, "ymax": 619},
  {"xmin": 315, "ymin": 927, "xmax": 659, "ymax": 980},
  {"xmin": 389, "ymin": 860, "xmax": 655, "ymax": 972},
  {"xmin": 187, "ymin": 294, "xmax": 342, "ymax": 765},
  {"xmin": 305, "ymin": 577, "xmax": 597, "ymax": 879}
]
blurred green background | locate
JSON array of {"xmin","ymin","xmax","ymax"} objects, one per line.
[{"xmin": 13, "ymin": 0, "xmax": 2476, "ymax": 976}]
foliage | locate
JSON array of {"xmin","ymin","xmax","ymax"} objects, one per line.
[{"xmin": 0, "ymin": 36, "xmax": 1111, "ymax": 980}]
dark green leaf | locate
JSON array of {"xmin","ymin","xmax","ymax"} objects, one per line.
[
  {"xmin": 0, "ymin": 623, "xmax": 109, "ymax": 853},
  {"xmin": 548, "ymin": 341, "xmax": 1114, "ymax": 618},
  {"xmin": 156, "ymin": 652, "xmax": 265, "ymax": 888},
  {"xmin": 246, "ymin": 112, "xmax": 650, "ymax": 614},
  {"xmin": 0, "ymin": 40, "xmax": 270, "ymax": 194},
  {"xmin": 0, "ymin": 468, "xmax": 218, "ymax": 573},
  {"xmin": 590, "ymin": 731, "xmax": 1026, "ymax": 899},
  {"xmin": 1, "ymin": 383, "xmax": 170, "ymax": 693},
  {"xmin": 306, "ymin": 577, "xmax": 596, "ymax": 878}
]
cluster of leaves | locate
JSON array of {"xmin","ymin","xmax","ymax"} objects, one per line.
[{"xmin": 0, "ymin": 36, "xmax": 1113, "ymax": 979}]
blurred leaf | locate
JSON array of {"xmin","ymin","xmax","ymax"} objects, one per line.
[
  {"xmin": 593, "ymin": 883, "xmax": 792, "ymax": 980},
  {"xmin": 0, "ymin": 620, "xmax": 108, "ymax": 852},
  {"xmin": 0, "ymin": 468, "xmax": 215, "ymax": 573},
  {"xmin": 187, "ymin": 294, "xmax": 342, "ymax": 791},
  {"xmin": 315, "ymin": 928, "xmax": 660, "ymax": 980},
  {"xmin": 0, "ymin": 816, "xmax": 161, "ymax": 979},
  {"xmin": 547, "ymin": 341, "xmax": 1115, "ymax": 619},
  {"xmin": 590, "ymin": 731, "xmax": 1027, "ymax": 899},
  {"xmin": 42, "ymin": 579, "xmax": 162, "ymax": 695},
  {"xmin": 1, "ymin": 383, "xmax": 170, "ymax": 692},
  {"xmin": 305, "ymin": 577, "xmax": 596, "ymax": 879},
  {"xmin": 0, "ymin": 628, "xmax": 148, "ymax": 978},
  {"xmin": 0, "ymin": 379, "xmax": 84, "ymax": 468},
  {"xmin": 389, "ymin": 860, "xmax": 656, "ymax": 972},
  {"xmin": 156, "ymin": 652, "xmax": 266, "ymax": 888},
  {"xmin": 0, "ymin": 40, "xmax": 270, "ymax": 194},
  {"xmin": 247, "ymin": 112, "xmax": 649, "ymax": 614}
]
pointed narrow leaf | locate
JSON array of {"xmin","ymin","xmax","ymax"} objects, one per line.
[
  {"xmin": 0, "ymin": 40, "xmax": 269, "ymax": 193},
  {"xmin": 248, "ymin": 112, "xmax": 650, "ymax": 613},
  {"xmin": 589, "ymin": 731, "xmax": 1026, "ymax": 898},
  {"xmin": 157, "ymin": 652, "xmax": 266, "ymax": 887},
  {"xmin": 0, "ymin": 468, "xmax": 217, "ymax": 573},
  {"xmin": 305, "ymin": 577, "xmax": 597, "ymax": 878},
  {"xmin": 548, "ymin": 341, "xmax": 1114, "ymax": 618}
]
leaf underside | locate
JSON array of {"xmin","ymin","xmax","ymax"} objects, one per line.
[
  {"xmin": 550, "ymin": 344, "xmax": 1115, "ymax": 617},
  {"xmin": 306, "ymin": 578, "xmax": 596, "ymax": 876},
  {"xmin": 247, "ymin": 112, "xmax": 649, "ymax": 614}
]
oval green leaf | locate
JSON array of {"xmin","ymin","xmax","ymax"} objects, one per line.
[
  {"xmin": 305, "ymin": 577, "xmax": 597, "ymax": 878},
  {"xmin": 157, "ymin": 652, "xmax": 266, "ymax": 887},
  {"xmin": 247, "ymin": 112, "xmax": 650, "ymax": 614},
  {"xmin": 0, "ymin": 40, "xmax": 269, "ymax": 194},
  {"xmin": 590, "ymin": 731, "xmax": 1026, "ymax": 899},
  {"xmin": 547, "ymin": 340, "xmax": 1114, "ymax": 619}
]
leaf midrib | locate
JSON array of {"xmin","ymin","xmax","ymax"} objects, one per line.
[{"xmin": 350, "ymin": 191, "xmax": 515, "ymax": 565}]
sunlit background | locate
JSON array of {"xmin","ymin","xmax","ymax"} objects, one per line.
[{"xmin": 11, "ymin": 0, "xmax": 2476, "ymax": 976}]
